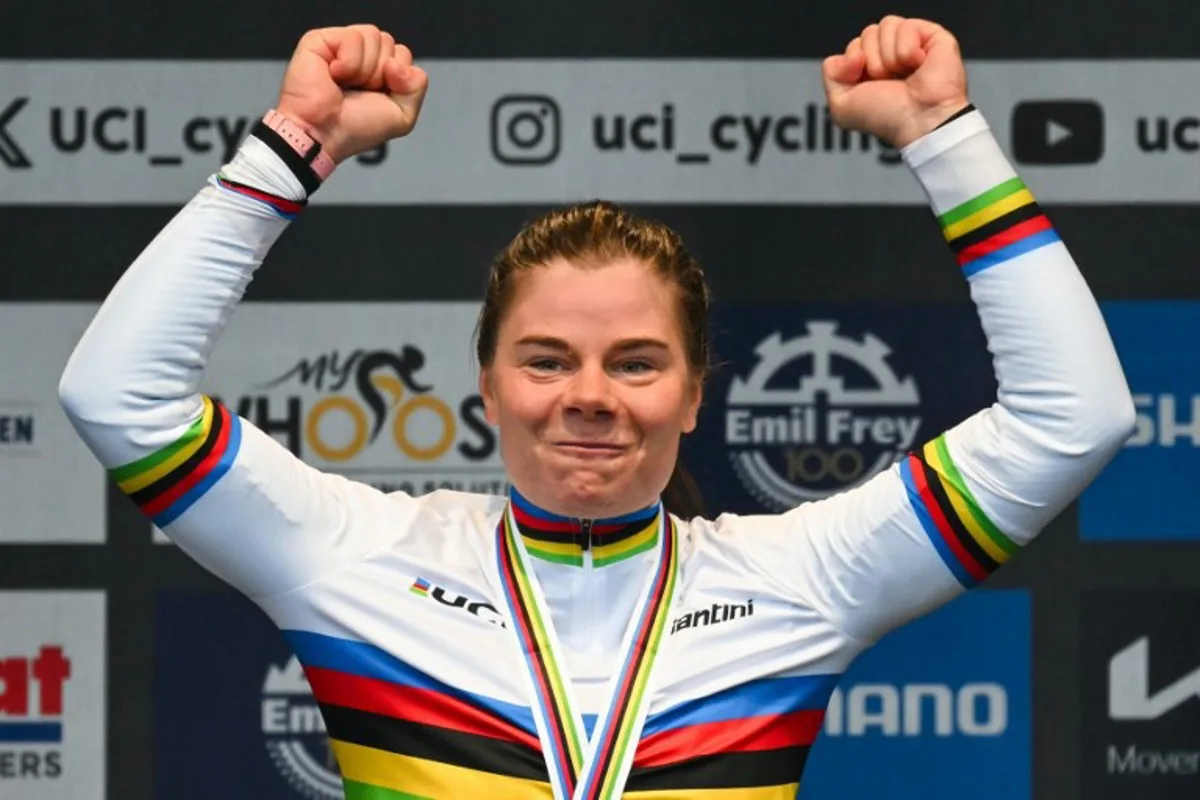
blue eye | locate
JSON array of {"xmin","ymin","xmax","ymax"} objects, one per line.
[
  {"xmin": 619, "ymin": 360, "xmax": 653, "ymax": 374},
  {"xmin": 529, "ymin": 359, "xmax": 563, "ymax": 371}
]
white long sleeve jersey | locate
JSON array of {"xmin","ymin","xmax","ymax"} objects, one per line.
[{"xmin": 59, "ymin": 110, "xmax": 1134, "ymax": 800}]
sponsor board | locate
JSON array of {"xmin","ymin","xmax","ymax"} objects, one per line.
[
  {"xmin": 0, "ymin": 304, "xmax": 106, "ymax": 543},
  {"xmin": 0, "ymin": 592, "xmax": 106, "ymax": 798},
  {"xmin": 800, "ymin": 590, "xmax": 1031, "ymax": 799},
  {"xmin": 154, "ymin": 302, "xmax": 504, "ymax": 543},
  {"xmin": 5, "ymin": 61, "xmax": 1200, "ymax": 203},
  {"xmin": 1080, "ymin": 302, "xmax": 1200, "ymax": 540},
  {"xmin": 1081, "ymin": 590, "xmax": 1200, "ymax": 799},
  {"xmin": 681, "ymin": 306, "xmax": 995, "ymax": 515}
]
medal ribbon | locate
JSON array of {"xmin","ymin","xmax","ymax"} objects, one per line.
[{"xmin": 496, "ymin": 503, "xmax": 679, "ymax": 800}]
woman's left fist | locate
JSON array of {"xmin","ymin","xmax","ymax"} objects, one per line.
[{"xmin": 822, "ymin": 16, "xmax": 969, "ymax": 149}]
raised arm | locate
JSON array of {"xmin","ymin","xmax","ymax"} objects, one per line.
[
  {"xmin": 730, "ymin": 17, "xmax": 1135, "ymax": 646},
  {"xmin": 58, "ymin": 25, "xmax": 430, "ymax": 600}
]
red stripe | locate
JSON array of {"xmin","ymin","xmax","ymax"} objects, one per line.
[
  {"xmin": 511, "ymin": 503, "xmax": 624, "ymax": 536},
  {"xmin": 633, "ymin": 709, "xmax": 825, "ymax": 768},
  {"xmin": 586, "ymin": 534, "xmax": 669, "ymax": 792},
  {"xmin": 499, "ymin": 524, "xmax": 576, "ymax": 792},
  {"xmin": 217, "ymin": 177, "xmax": 305, "ymax": 215},
  {"xmin": 909, "ymin": 457, "xmax": 988, "ymax": 582},
  {"xmin": 140, "ymin": 405, "xmax": 231, "ymax": 517},
  {"xmin": 303, "ymin": 666, "xmax": 540, "ymax": 749},
  {"xmin": 958, "ymin": 215, "xmax": 1052, "ymax": 266}
]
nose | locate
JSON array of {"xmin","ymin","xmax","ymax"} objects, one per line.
[{"xmin": 562, "ymin": 363, "xmax": 616, "ymax": 420}]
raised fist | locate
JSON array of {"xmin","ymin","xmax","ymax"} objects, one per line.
[
  {"xmin": 822, "ymin": 16, "xmax": 969, "ymax": 149},
  {"xmin": 275, "ymin": 24, "xmax": 429, "ymax": 163}
]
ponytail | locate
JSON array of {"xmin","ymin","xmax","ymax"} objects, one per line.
[{"xmin": 662, "ymin": 454, "xmax": 707, "ymax": 521}]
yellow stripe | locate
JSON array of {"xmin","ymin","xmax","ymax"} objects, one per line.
[
  {"xmin": 593, "ymin": 518, "xmax": 658, "ymax": 560},
  {"xmin": 625, "ymin": 784, "xmax": 799, "ymax": 799},
  {"xmin": 942, "ymin": 189, "xmax": 1035, "ymax": 242},
  {"xmin": 332, "ymin": 740, "xmax": 554, "ymax": 800},
  {"xmin": 117, "ymin": 397, "xmax": 214, "ymax": 493},
  {"xmin": 519, "ymin": 536, "xmax": 579, "ymax": 557},
  {"xmin": 923, "ymin": 443, "xmax": 1009, "ymax": 565}
]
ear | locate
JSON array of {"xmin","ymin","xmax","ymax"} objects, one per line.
[
  {"xmin": 478, "ymin": 368, "xmax": 500, "ymax": 425},
  {"xmin": 681, "ymin": 375, "xmax": 702, "ymax": 434}
]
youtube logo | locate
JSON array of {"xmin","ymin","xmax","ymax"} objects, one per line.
[{"xmin": 1012, "ymin": 100, "xmax": 1104, "ymax": 165}]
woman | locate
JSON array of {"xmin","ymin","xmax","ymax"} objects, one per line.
[{"xmin": 60, "ymin": 16, "xmax": 1134, "ymax": 800}]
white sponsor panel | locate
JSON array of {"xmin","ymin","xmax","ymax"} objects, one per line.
[
  {"xmin": 154, "ymin": 302, "xmax": 503, "ymax": 543},
  {"xmin": 0, "ymin": 304, "xmax": 106, "ymax": 543},
  {"xmin": 2, "ymin": 60, "xmax": 1200, "ymax": 204},
  {"xmin": 0, "ymin": 591, "xmax": 106, "ymax": 798}
]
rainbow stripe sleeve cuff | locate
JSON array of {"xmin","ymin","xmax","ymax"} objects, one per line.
[
  {"xmin": 214, "ymin": 173, "xmax": 305, "ymax": 220},
  {"xmin": 107, "ymin": 396, "xmax": 242, "ymax": 528},
  {"xmin": 900, "ymin": 434, "xmax": 1018, "ymax": 588},
  {"xmin": 938, "ymin": 176, "xmax": 1061, "ymax": 278}
]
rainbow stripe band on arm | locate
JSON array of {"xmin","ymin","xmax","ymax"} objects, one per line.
[
  {"xmin": 899, "ymin": 433, "xmax": 1018, "ymax": 589},
  {"xmin": 214, "ymin": 174, "xmax": 306, "ymax": 221},
  {"xmin": 939, "ymin": 176, "xmax": 1061, "ymax": 278},
  {"xmin": 108, "ymin": 396, "xmax": 243, "ymax": 528}
]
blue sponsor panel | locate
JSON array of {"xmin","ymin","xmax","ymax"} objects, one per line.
[
  {"xmin": 155, "ymin": 591, "xmax": 343, "ymax": 800},
  {"xmin": 682, "ymin": 305, "xmax": 996, "ymax": 515},
  {"xmin": 1080, "ymin": 302, "xmax": 1200, "ymax": 540},
  {"xmin": 799, "ymin": 590, "xmax": 1032, "ymax": 799}
]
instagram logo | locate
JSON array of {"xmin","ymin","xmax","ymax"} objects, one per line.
[{"xmin": 490, "ymin": 95, "xmax": 561, "ymax": 165}]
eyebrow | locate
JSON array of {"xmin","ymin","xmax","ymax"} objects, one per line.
[{"xmin": 513, "ymin": 336, "xmax": 671, "ymax": 353}]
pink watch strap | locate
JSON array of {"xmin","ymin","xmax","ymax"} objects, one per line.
[{"xmin": 261, "ymin": 109, "xmax": 337, "ymax": 182}]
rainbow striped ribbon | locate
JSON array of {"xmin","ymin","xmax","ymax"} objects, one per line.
[{"xmin": 495, "ymin": 503, "xmax": 679, "ymax": 800}]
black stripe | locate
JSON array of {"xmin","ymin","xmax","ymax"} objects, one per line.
[
  {"xmin": 126, "ymin": 399, "xmax": 225, "ymax": 505},
  {"xmin": 626, "ymin": 746, "xmax": 810, "ymax": 791},
  {"xmin": 500, "ymin": 522, "xmax": 578, "ymax": 787},
  {"xmin": 249, "ymin": 121, "xmax": 323, "ymax": 196},
  {"xmin": 585, "ymin": 524, "xmax": 672, "ymax": 789},
  {"xmin": 913, "ymin": 452, "xmax": 1000, "ymax": 574},
  {"xmin": 319, "ymin": 703, "xmax": 548, "ymax": 781},
  {"xmin": 515, "ymin": 517, "xmax": 652, "ymax": 546},
  {"xmin": 4, "ymin": 3, "xmax": 1188, "ymax": 59},
  {"xmin": 935, "ymin": 103, "xmax": 977, "ymax": 130},
  {"xmin": 948, "ymin": 201, "xmax": 1044, "ymax": 252}
]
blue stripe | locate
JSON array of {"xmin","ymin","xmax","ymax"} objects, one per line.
[
  {"xmin": 510, "ymin": 486, "xmax": 658, "ymax": 526},
  {"xmin": 155, "ymin": 410, "xmax": 243, "ymax": 527},
  {"xmin": 899, "ymin": 458, "xmax": 975, "ymax": 589},
  {"xmin": 642, "ymin": 673, "xmax": 841, "ymax": 737},
  {"xmin": 213, "ymin": 175, "xmax": 299, "ymax": 221},
  {"xmin": 0, "ymin": 722, "xmax": 62, "ymax": 743},
  {"xmin": 962, "ymin": 229, "xmax": 1061, "ymax": 278},
  {"xmin": 282, "ymin": 629, "xmax": 538, "ymax": 737}
]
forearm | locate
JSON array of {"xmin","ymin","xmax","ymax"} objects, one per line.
[
  {"xmin": 59, "ymin": 137, "xmax": 306, "ymax": 465},
  {"xmin": 903, "ymin": 109, "xmax": 1136, "ymax": 541}
]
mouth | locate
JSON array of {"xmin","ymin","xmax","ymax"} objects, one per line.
[{"xmin": 552, "ymin": 441, "xmax": 628, "ymax": 457}]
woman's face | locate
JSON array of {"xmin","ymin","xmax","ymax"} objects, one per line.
[{"xmin": 479, "ymin": 257, "xmax": 702, "ymax": 519}]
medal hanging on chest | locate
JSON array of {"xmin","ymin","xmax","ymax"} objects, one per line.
[{"xmin": 495, "ymin": 503, "xmax": 679, "ymax": 800}]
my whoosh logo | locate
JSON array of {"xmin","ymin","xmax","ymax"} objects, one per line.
[{"xmin": 410, "ymin": 578, "xmax": 506, "ymax": 629}]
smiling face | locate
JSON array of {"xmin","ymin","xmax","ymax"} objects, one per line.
[{"xmin": 479, "ymin": 257, "xmax": 702, "ymax": 519}]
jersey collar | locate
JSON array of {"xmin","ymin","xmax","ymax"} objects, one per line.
[{"xmin": 507, "ymin": 487, "xmax": 663, "ymax": 568}]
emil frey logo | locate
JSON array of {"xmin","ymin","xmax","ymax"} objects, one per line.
[
  {"xmin": 725, "ymin": 321, "xmax": 921, "ymax": 510},
  {"xmin": 261, "ymin": 657, "xmax": 341, "ymax": 800}
]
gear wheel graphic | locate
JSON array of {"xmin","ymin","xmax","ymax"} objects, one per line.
[
  {"xmin": 266, "ymin": 740, "xmax": 344, "ymax": 799},
  {"xmin": 729, "ymin": 321, "xmax": 918, "ymax": 407}
]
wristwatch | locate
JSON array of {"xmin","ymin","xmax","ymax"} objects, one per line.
[{"xmin": 252, "ymin": 109, "xmax": 337, "ymax": 194}]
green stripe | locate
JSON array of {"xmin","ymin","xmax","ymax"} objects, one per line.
[
  {"xmin": 343, "ymin": 778, "xmax": 432, "ymax": 800},
  {"xmin": 508, "ymin": 527, "xmax": 585, "ymax": 768},
  {"xmin": 524, "ymin": 545, "xmax": 584, "ymax": 567},
  {"xmin": 592, "ymin": 534, "xmax": 659, "ymax": 567},
  {"xmin": 937, "ymin": 177, "xmax": 1026, "ymax": 229},
  {"xmin": 599, "ymin": 532, "xmax": 677, "ymax": 800},
  {"xmin": 108, "ymin": 411, "xmax": 207, "ymax": 482},
  {"xmin": 932, "ymin": 436, "xmax": 1018, "ymax": 555}
]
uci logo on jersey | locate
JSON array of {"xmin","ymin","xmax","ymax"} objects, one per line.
[{"xmin": 410, "ymin": 578, "xmax": 506, "ymax": 629}]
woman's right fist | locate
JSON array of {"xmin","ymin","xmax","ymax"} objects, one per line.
[{"xmin": 275, "ymin": 24, "xmax": 428, "ymax": 164}]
